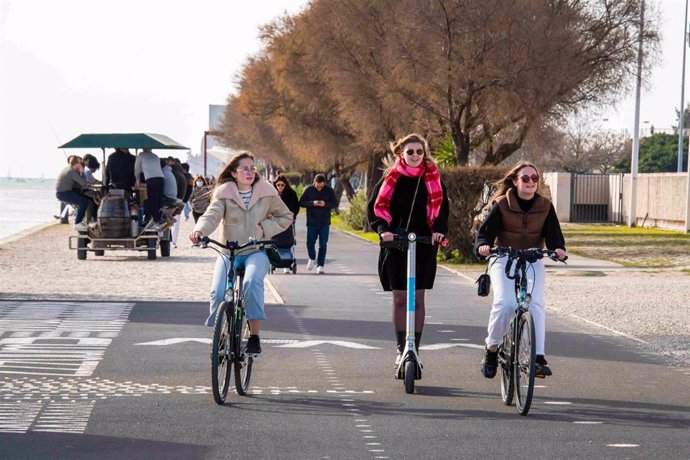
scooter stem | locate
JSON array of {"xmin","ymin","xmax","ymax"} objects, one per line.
[{"xmin": 406, "ymin": 232, "xmax": 417, "ymax": 344}]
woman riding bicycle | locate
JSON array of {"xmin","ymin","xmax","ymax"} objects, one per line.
[
  {"xmin": 189, "ymin": 151, "xmax": 292, "ymax": 354},
  {"xmin": 475, "ymin": 161, "xmax": 566, "ymax": 379},
  {"xmin": 367, "ymin": 133, "xmax": 449, "ymax": 366}
]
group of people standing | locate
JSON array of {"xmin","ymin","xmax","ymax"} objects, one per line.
[{"xmin": 187, "ymin": 132, "xmax": 567, "ymax": 379}]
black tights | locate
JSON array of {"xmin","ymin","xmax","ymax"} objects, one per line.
[{"xmin": 392, "ymin": 289, "xmax": 425, "ymax": 333}]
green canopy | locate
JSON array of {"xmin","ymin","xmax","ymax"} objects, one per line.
[{"xmin": 59, "ymin": 133, "xmax": 189, "ymax": 150}]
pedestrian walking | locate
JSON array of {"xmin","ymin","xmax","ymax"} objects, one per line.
[{"xmin": 299, "ymin": 173, "xmax": 337, "ymax": 274}]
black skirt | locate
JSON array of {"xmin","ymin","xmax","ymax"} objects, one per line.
[{"xmin": 378, "ymin": 243, "xmax": 438, "ymax": 291}]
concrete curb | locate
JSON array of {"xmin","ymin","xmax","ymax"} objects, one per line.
[{"xmin": 0, "ymin": 221, "xmax": 60, "ymax": 247}]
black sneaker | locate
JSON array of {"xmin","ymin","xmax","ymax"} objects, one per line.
[
  {"xmin": 245, "ymin": 335, "xmax": 261, "ymax": 355},
  {"xmin": 481, "ymin": 348, "xmax": 498, "ymax": 379},
  {"xmin": 535, "ymin": 355, "xmax": 552, "ymax": 378}
]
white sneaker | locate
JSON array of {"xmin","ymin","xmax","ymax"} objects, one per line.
[
  {"xmin": 283, "ymin": 268, "xmax": 290, "ymax": 274},
  {"xmin": 306, "ymin": 259, "xmax": 315, "ymax": 271},
  {"xmin": 74, "ymin": 221, "xmax": 88, "ymax": 232},
  {"xmin": 316, "ymin": 266, "xmax": 324, "ymax": 274}
]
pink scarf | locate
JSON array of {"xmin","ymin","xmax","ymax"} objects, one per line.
[{"xmin": 373, "ymin": 158, "xmax": 443, "ymax": 230}]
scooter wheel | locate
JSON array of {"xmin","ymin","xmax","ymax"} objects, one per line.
[{"xmin": 404, "ymin": 361, "xmax": 416, "ymax": 394}]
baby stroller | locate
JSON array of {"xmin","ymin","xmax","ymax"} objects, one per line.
[{"xmin": 269, "ymin": 223, "xmax": 297, "ymax": 274}]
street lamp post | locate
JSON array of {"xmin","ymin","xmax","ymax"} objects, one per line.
[
  {"xmin": 202, "ymin": 131, "xmax": 209, "ymax": 178},
  {"xmin": 628, "ymin": 0, "xmax": 644, "ymax": 228},
  {"xmin": 679, "ymin": 0, "xmax": 689, "ymax": 173}
]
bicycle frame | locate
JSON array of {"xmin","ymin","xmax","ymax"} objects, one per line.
[{"xmin": 489, "ymin": 246, "xmax": 565, "ymax": 415}]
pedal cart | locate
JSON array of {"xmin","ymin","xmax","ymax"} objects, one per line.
[{"xmin": 58, "ymin": 133, "xmax": 189, "ymax": 260}]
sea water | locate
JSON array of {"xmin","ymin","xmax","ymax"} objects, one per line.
[{"xmin": 0, "ymin": 178, "xmax": 60, "ymax": 241}]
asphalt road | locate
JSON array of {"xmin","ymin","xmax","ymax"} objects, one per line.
[{"xmin": 1, "ymin": 219, "xmax": 689, "ymax": 459}]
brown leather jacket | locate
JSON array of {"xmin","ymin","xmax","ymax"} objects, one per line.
[{"xmin": 495, "ymin": 189, "xmax": 551, "ymax": 249}]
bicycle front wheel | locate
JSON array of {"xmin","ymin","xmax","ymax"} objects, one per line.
[
  {"xmin": 234, "ymin": 304, "xmax": 253, "ymax": 395},
  {"xmin": 499, "ymin": 332, "xmax": 514, "ymax": 406},
  {"xmin": 514, "ymin": 311, "xmax": 536, "ymax": 416},
  {"xmin": 211, "ymin": 302, "xmax": 232, "ymax": 405}
]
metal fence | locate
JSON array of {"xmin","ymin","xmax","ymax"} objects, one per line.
[{"xmin": 570, "ymin": 173, "xmax": 623, "ymax": 223}]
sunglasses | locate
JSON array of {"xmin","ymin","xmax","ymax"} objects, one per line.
[
  {"xmin": 275, "ymin": 183, "xmax": 286, "ymax": 187},
  {"xmin": 236, "ymin": 166, "xmax": 257, "ymax": 174},
  {"xmin": 518, "ymin": 174, "xmax": 540, "ymax": 183},
  {"xmin": 404, "ymin": 148, "xmax": 424, "ymax": 156}
]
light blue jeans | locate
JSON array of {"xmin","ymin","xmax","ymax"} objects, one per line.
[{"xmin": 206, "ymin": 251, "xmax": 270, "ymax": 327}]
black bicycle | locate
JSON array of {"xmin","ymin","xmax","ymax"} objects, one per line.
[
  {"xmin": 200, "ymin": 236, "xmax": 277, "ymax": 405},
  {"xmin": 488, "ymin": 246, "xmax": 566, "ymax": 416}
]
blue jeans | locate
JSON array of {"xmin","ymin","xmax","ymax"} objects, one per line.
[
  {"xmin": 206, "ymin": 251, "xmax": 270, "ymax": 327},
  {"xmin": 306, "ymin": 225, "xmax": 330, "ymax": 267},
  {"xmin": 56, "ymin": 191, "xmax": 89, "ymax": 224}
]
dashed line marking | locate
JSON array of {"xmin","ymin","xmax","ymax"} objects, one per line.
[
  {"xmin": 543, "ymin": 401, "xmax": 572, "ymax": 405},
  {"xmin": 607, "ymin": 444, "xmax": 639, "ymax": 448},
  {"xmin": 574, "ymin": 421, "xmax": 603, "ymax": 424}
]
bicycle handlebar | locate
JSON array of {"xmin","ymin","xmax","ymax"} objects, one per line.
[
  {"xmin": 489, "ymin": 246, "xmax": 567, "ymax": 263},
  {"xmin": 489, "ymin": 246, "xmax": 567, "ymax": 280},
  {"xmin": 199, "ymin": 236, "xmax": 276, "ymax": 251}
]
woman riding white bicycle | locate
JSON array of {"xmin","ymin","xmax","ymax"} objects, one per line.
[
  {"xmin": 475, "ymin": 161, "xmax": 566, "ymax": 379},
  {"xmin": 189, "ymin": 151, "xmax": 292, "ymax": 354}
]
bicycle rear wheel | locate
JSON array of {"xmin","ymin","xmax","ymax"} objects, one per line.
[
  {"xmin": 514, "ymin": 311, "xmax": 536, "ymax": 416},
  {"xmin": 211, "ymin": 302, "xmax": 232, "ymax": 405},
  {"xmin": 499, "ymin": 332, "xmax": 514, "ymax": 406},
  {"xmin": 234, "ymin": 301, "xmax": 254, "ymax": 395}
]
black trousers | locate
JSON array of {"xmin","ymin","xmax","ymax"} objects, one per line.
[{"xmin": 144, "ymin": 177, "xmax": 164, "ymax": 223}]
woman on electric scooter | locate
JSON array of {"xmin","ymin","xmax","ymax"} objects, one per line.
[
  {"xmin": 367, "ymin": 133, "xmax": 449, "ymax": 366},
  {"xmin": 474, "ymin": 161, "xmax": 567, "ymax": 379}
]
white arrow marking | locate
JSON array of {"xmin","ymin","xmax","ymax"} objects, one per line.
[
  {"xmin": 420, "ymin": 343, "xmax": 484, "ymax": 350},
  {"xmin": 276, "ymin": 340, "xmax": 380, "ymax": 349},
  {"xmin": 134, "ymin": 338, "xmax": 301, "ymax": 346},
  {"xmin": 135, "ymin": 338, "xmax": 211, "ymax": 346}
]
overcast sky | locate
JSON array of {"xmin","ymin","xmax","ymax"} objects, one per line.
[
  {"xmin": 0, "ymin": 0, "xmax": 687, "ymax": 178},
  {"xmin": 0, "ymin": 0, "xmax": 309, "ymax": 178}
]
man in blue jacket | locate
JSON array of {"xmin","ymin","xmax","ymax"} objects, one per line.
[{"xmin": 299, "ymin": 174, "xmax": 338, "ymax": 274}]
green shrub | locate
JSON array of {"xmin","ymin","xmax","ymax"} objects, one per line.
[
  {"xmin": 431, "ymin": 133, "xmax": 458, "ymax": 169},
  {"xmin": 342, "ymin": 189, "xmax": 368, "ymax": 230}
]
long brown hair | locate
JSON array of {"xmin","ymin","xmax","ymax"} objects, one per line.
[
  {"xmin": 216, "ymin": 151, "xmax": 260, "ymax": 187},
  {"xmin": 489, "ymin": 161, "xmax": 542, "ymax": 204}
]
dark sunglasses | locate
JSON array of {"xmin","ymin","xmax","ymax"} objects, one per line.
[
  {"xmin": 275, "ymin": 183, "xmax": 286, "ymax": 187},
  {"xmin": 404, "ymin": 148, "xmax": 424, "ymax": 156},
  {"xmin": 519, "ymin": 174, "xmax": 539, "ymax": 183}
]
